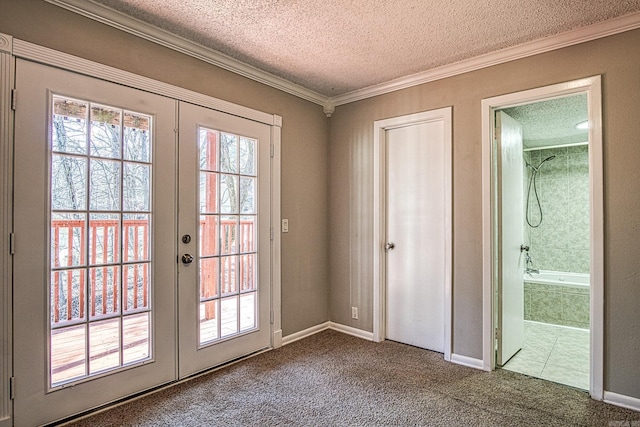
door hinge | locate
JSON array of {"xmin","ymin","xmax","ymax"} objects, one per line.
[
  {"xmin": 270, "ymin": 143, "xmax": 274, "ymax": 158},
  {"xmin": 9, "ymin": 377, "xmax": 15, "ymax": 400},
  {"xmin": 11, "ymin": 89, "xmax": 16, "ymax": 111},
  {"xmin": 9, "ymin": 232, "xmax": 15, "ymax": 255},
  {"xmin": 495, "ymin": 328, "xmax": 500, "ymax": 340},
  {"xmin": 270, "ymin": 227, "xmax": 274, "ymax": 241},
  {"xmin": 270, "ymin": 310, "xmax": 274, "ymax": 324}
]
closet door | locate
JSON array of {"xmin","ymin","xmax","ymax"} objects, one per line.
[{"xmin": 13, "ymin": 60, "xmax": 177, "ymax": 426}]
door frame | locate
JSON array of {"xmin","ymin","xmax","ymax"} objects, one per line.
[
  {"xmin": 372, "ymin": 107, "xmax": 452, "ymax": 361},
  {"xmin": 0, "ymin": 33, "xmax": 282, "ymax": 425},
  {"xmin": 481, "ymin": 76, "xmax": 603, "ymax": 399}
]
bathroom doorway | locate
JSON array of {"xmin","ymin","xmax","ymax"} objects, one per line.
[{"xmin": 481, "ymin": 77, "xmax": 604, "ymax": 399}]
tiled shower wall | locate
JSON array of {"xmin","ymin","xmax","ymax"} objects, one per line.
[{"xmin": 524, "ymin": 145, "xmax": 590, "ymax": 274}]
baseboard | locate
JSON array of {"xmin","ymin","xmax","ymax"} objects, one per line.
[
  {"xmin": 281, "ymin": 322, "xmax": 330, "ymax": 346},
  {"xmin": 604, "ymin": 391, "xmax": 640, "ymax": 412},
  {"xmin": 450, "ymin": 353, "xmax": 485, "ymax": 370},
  {"xmin": 328, "ymin": 322, "xmax": 374, "ymax": 341}
]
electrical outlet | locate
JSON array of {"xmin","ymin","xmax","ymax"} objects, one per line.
[
  {"xmin": 282, "ymin": 218, "xmax": 289, "ymax": 233},
  {"xmin": 351, "ymin": 306, "xmax": 358, "ymax": 319}
]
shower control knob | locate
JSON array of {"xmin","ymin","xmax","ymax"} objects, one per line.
[{"xmin": 520, "ymin": 245, "xmax": 530, "ymax": 252}]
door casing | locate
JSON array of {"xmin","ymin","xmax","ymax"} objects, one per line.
[
  {"xmin": 372, "ymin": 107, "xmax": 452, "ymax": 361},
  {"xmin": 481, "ymin": 76, "xmax": 604, "ymax": 399}
]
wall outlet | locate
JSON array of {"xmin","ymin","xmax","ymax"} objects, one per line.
[
  {"xmin": 351, "ymin": 306, "xmax": 358, "ymax": 319},
  {"xmin": 281, "ymin": 218, "xmax": 289, "ymax": 233}
]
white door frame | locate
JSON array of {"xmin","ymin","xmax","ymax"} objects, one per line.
[
  {"xmin": 481, "ymin": 76, "xmax": 604, "ymax": 399},
  {"xmin": 372, "ymin": 107, "xmax": 452, "ymax": 361}
]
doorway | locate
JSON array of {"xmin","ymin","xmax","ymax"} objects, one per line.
[
  {"xmin": 12, "ymin": 59, "xmax": 276, "ymax": 425},
  {"xmin": 481, "ymin": 77, "xmax": 604, "ymax": 398},
  {"xmin": 372, "ymin": 108, "xmax": 452, "ymax": 359}
]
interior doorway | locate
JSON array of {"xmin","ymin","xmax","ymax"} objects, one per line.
[
  {"xmin": 481, "ymin": 77, "xmax": 604, "ymax": 398},
  {"xmin": 372, "ymin": 108, "xmax": 452, "ymax": 359}
]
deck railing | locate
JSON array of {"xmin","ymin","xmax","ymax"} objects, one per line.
[{"xmin": 51, "ymin": 218, "xmax": 254, "ymax": 324}]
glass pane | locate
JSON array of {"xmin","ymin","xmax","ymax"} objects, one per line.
[
  {"xmin": 199, "ymin": 300, "xmax": 219, "ymax": 344},
  {"xmin": 220, "ymin": 296, "xmax": 238, "ymax": 338},
  {"xmin": 51, "ymin": 268, "xmax": 86, "ymax": 324},
  {"xmin": 239, "ymin": 216, "xmax": 255, "ymax": 253},
  {"xmin": 124, "ymin": 112, "xmax": 151, "ymax": 162},
  {"xmin": 239, "ymin": 254, "xmax": 256, "ymax": 292},
  {"xmin": 52, "ymin": 155, "xmax": 87, "ymax": 210},
  {"xmin": 123, "ymin": 214, "xmax": 150, "ymax": 262},
  {"xmin": 90, "ymin": 104, "xmax": 121, "ymax": 159},
  {"xmin": 90, "ymin": 265, "xmax": 120, "ymax": 318},
  {"xmin": 240, "ymin": 177, "xmax": 255, "ymax": 214},
  {"xmin": 51, "ymin": 324, "xmax": 86, "ymax": 385},
  {"xmin": 239, "ymin": 137, "xmax": 256, "ymax": 176},
  {"xmin": 240, "ymin": 293, "xmax": 256, "ymax": 331},
  {"xmin": 199, "ymin": 128, "xmax": 218, "ymax": 171},
  {"xmin": 200, "ymin": 257, "xmax": 219, "ymax": 299},
  {"xmin": 221, "ymin": 256, "xmax": 237, "ymax": 296},
  {"xmin": 123, "ymin": 162, "xmax": 150, "ymax": 211},
  {"xmin": 89, "ymin": 318, "xmax": 120, "ymax": 374},
  {"xmin": 219, "ymin": 132, "xmax": 238, "ymax": 173},
  {"xmin": 51, "ymin": 213, "xmax": 86, "ymax": 268},
  {"xmin": 52, "ymin": 97, "xmax": 87, "ymax": 155},
  {"xmin": 89, "ymin": 214, "xmax": 120, "ymax": 265},
  {"xmin": 199, "ymin": 172, "xmax": 218, "ymax": 213},
  {"xmin": 220, "ymin": 174, "xmax": 238, "ymax": 214},
  {"xmin": 123, "ymin": 312, "xmax": 150, "ymax": 364},
  {"xmin": 90, "ymin": 159, "xmax": 121, "ymax": 211},
  {"xmin": 200, "ymin": 215, "xmax": 219, "ymax": 257},
  {"xmin": 220, "ymin": 216, "xmax": 238, "ymax": 255},
  {"xmin": 123, "ymin": 263, "xmax": 149, "ymax": 312}
]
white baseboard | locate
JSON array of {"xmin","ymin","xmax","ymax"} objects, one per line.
[
  {"xmin": 450, "ymin": 353, "xmax": 485, "ymax": 370},
  {"xmin": 604, "ymin": 391, "xmax": 640, "ymax": 413},
  {"xmin": 281, "ymin": 322, "xmax": 330, "ymax": 346},
  {"xmin": 328, "ymin": 322, "xmax": 374, "ymax": 341}
]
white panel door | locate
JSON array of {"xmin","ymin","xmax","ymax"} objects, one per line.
[
  {"xmin": 177, "ymin": 101, "xmax": 272, "ymax": 378},
  {"xmin": 12, "ymin": 60, "xmax": 177, "ymax": 426},
  {"xmin": 496, "ymin": 111, "xmax": 525, "ymax": 365},
  {"xmin": 386, "ymin": 121, "xmax": 446, "ymax": 352}
]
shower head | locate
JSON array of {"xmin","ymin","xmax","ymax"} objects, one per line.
[{"xmin": 541, "ymin": 155, "xmax": 556, "ymax": 164}]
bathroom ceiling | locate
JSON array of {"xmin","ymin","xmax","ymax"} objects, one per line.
[
  {"xmin": 502, "ymin": 94, "xmax": 588, "ymax": 149},
  {"xmin": 71, "ymin": 0, "xmax": 640, "ymax": 98}
]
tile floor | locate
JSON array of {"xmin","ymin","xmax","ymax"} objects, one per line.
[{"xmin": 501, "ymin": 320, "xmax": 589, "ymax": 390}]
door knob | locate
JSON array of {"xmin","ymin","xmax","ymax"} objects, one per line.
[
  {"xmin": 181, "ymin": 254, "xmax": 194, "ymax": 265},
  {"xmin": 385, "ymin": 242, "xmax": 395, "ymax": 252}
]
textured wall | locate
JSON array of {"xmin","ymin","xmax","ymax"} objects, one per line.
[
  {"xmin": 329, "ymin": 29, "xmax": 640, "ymax": 398},
  {"xmin": 526, "ymin": 145, "xmax": 590, "ymax": 273},
  {"xmin": 0, "ymin": 0, "xmax": 330, "ymax": 336}
]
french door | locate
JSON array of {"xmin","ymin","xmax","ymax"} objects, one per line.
[
  {"xmin": 12, "ymin": 60, "xmax": 272, "ymax": 425},
  {"xmin": 177, "ymin": 102, "xmax": 271, "ymax": 378}
]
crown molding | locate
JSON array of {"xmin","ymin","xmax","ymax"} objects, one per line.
[
  {"xmin": 45, "ymin": 1, "xmax": 640, "ymax": 110},
  {"xmin": 45, "ymin": 0, "xmax": 329, "ymax": 107},
  {"xmin": 330, "ymin": 11, "xmax": 640, "ymax": 106}
]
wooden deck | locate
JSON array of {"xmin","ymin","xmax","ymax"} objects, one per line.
[{"xmin": 51, "ymin": 293, "xmax": 257, "ymax": 384}]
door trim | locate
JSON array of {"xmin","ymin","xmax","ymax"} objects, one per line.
[
  {"xmin": 481, "ymin": 76, "xmax": 603, "ymax": 399},
  {"xmin": 372, "ymin": 107, "xmax": 452, "ymax": 361}
]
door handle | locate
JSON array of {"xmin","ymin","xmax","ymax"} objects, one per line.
[
  {"xmin": 181, "ymin": 254, "xmax": 194, "ymax": 265},
  {"xmin": 385, "ymin": 242, "xmax": 395, "ymax": 252}
]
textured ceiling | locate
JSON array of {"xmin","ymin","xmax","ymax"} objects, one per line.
[
  {"xmin": 90, "ymin": 0, "xmax": 640, "ymax": 97},
  {"xmin": 502, "ymin": 94, "xmax": 588, "ymax": 149}
]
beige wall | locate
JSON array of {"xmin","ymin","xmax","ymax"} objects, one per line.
[
  {"xmin": 329, "ymin": 29, "xmax": 640, "ymax": 398},
  {"xmin": 0, "ymin": 0, "xmax": 330, "ymax": 336}
]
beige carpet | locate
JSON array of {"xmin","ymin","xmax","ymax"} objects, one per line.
[{"xmin": 64, "ymin": 330, "xmax": 639, "ymax": 426}]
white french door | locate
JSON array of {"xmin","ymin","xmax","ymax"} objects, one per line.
[
  {"xmin": 177, "ymin": 102, "xmax": 271, "ymax": 378},
  {"xmin": 12, "ymin": 60, "xmax": 273, "ymax": 425}
]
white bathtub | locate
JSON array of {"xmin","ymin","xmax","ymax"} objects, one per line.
[{"xmin": 524, "ymin": 270, "xmax": 590, "ymax": 289}]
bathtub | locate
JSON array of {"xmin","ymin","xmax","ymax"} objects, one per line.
[{"xmin": 524, "ymin": 270, "xmax": 590, "ymax": 289}]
